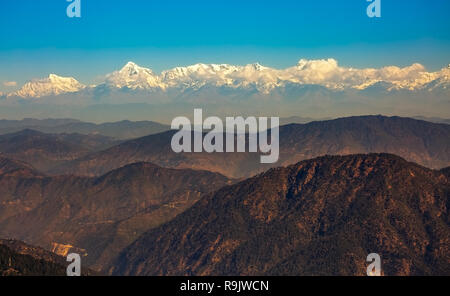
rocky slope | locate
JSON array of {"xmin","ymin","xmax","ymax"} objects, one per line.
[
  {"xmin": 112, "ymin": 154, "xmax": 450, "ymax": 276},
  {"xmin": 0, "ymin": 239, "xmax": 97, "ymax": 276},
  {"xmin": 0, "ymin": 160, "xmax": 231, "ymax": 271}
]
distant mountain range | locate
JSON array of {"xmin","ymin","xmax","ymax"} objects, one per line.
[
  {"xmin": 0, "ymin": 118, "xmax": 169, "ymax": 139},
  {"xmin": 50, "ymin": 115, "xmax": 450, "ymax": 178},
  {"xmin": 3, "ymin": 60, "xmax": 450, "ymax": 99},
  {"xmin": 0, "ymin": 129, "xmax": 120, "ymax": 172},
  {"xmin": 412, "ymin": 116, "xmax": 450, "ymax": 125},
  {"xmin": 1, "ymin": 60, "xmax": 448, "ymax": 123},
  {"xmin": 112, "ymin": 154, "xmax": 450, "ymax": 276},
  {"xmin": 0, "ymin": 159, "xmax": 231, "ymax": 271}
]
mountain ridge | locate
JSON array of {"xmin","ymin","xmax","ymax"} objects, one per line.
[
  {"xmin": 112, "ymin": 153, "xmax": 449, "ymax": 276},
  {"xmin": 53, "ymin": 115, "xmax": 450, "ymax": 178},
  {"xmin": 0, "ymin": 159, "xmax": 232, "ymax": 271},
  {"xmin": 0, "ymin": 118, "xmax": 170, "ymax": 139},
  {"xmin": 0, "ymin": 129, "xmax": 119, "ymax": 172}
]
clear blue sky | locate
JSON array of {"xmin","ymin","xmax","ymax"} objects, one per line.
[{"xmin": 1, "ymin": 0, "xmax": 449, "ymax": 90}]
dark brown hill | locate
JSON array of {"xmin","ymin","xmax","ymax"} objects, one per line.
[
  {"xmin": 112, "ymin": 154, "xmax": 449, "ymax": 276},
  {"xmin": 0, "ymin": 162, "xmax": 231, "ymax": 271}
]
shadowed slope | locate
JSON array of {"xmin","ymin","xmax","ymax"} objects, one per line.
[
  {"xmin": 0, "ymin": 162, "xmax": 232, "ymax": 271},
  {"xmin": 112, "ymin": 154, "xmax": 449, "ymax": 276}
]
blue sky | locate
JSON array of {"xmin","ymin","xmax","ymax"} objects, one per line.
[{"xmin": 1, "ymin": 0, "xmax": 449, "ymax": 91}]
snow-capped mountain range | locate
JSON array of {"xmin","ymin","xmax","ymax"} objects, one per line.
[
  {"xmin": 4, "ymin": 59, "xmax": 450, "ymax": 98},
  {"xmin": 10, "ymin": 74, "xmax": 86, "ymax": 98}
]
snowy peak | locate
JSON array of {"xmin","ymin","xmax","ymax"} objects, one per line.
[
  {"xmin": 160, "ymin": 62, "xmax": 279, "ymax": 92},
  {"xmin": 423, "ymin": 65, "xmax": 450, "ymax": 90},
  {"xmin": 10, "ymin": 74, "xmax": 85, "ymax": 98},
  {"xmin": 105, "ymin": 61, "xmax": 161, "ymax": 90},
  {"xmin": 120, "ymin": 61, "xmax": 152, "ymax": 76},
  {"xmin": 245, "ymin": 63, "xmax": 267, "ymax": 71},
  {"xmin": 162, "ymin": 63, "xmax": 239, "ymax": 79}
]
